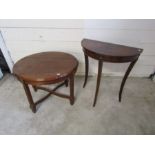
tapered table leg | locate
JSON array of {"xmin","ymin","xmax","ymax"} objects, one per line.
[
  {"xmin": 65, "ymin": 79, "xmax": 68, "ymax": 87},
  {"xmin": 32, "ymin": 85, "xmax": 37, "ymax": 92},
  {"xmin": 119, "ymin": 59, "xmax": 138, "ymax": 102},
  {"xmin": 83, "ymin": 54, "xmax": 89, "ymax": 88},
  {"xmin": 93, "ymin": 60, "xmax": 103, "ymax": 107},
  {"xmin": 70, "ymin": 75, "xmax": 74, "ymax": 105},
  {"xmin": 22, "ymin": 82, "xmax": 36, "ymax": 113}
]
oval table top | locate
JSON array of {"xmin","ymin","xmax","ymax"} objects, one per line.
[
  {"xmin": 81, "ymin": 39, "xmax": 143, "ymax": 62},
  {"xmin": 13, "ymin": 52, "xmax": 78, "ymax": 84}
]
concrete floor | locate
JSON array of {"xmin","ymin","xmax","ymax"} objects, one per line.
[{"xmin": 0, "ymin": 74, "xmax": 155, "ymax": 134}]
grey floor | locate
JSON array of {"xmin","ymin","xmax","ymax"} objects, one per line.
[{"xmin": 0, "ymin": 74, "xmax": 155, "ymax": 134}]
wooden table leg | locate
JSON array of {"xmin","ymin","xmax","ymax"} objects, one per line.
[
  {"xmin": 119, "ymin": 59, "xmax": 138, "ymax": 102},
  {"xmin": 83, "ymin": 53, "xmax": 89, "ymax": 88},
  {"xmin": 70, "ymin": 74, "xmax": 74, "ymax": 105},
  {"xmin": 22, "ymin": 82, "xmax": 36, "ymax": 113},
  {"xmin": 32, "ymin": 85, "xmax": 37, "ymax": 92},
  {"xmin": 65, "ymin": 79, "xmax": 68, "ymax": 87},
  {"xmin": 93, "ymin": 60, "xmax": 103, "ymax": 107}
]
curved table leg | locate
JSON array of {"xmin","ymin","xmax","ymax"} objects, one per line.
[
  {"xmin": 93, "ymin": 60, "xmax": 103, "ymax": 107},
  {"xmin": 70, "ymin": 74, "xmax": 74, "ymax": 105},
  {"xmin": 22, "ymin": 82, "xmax": 36, "ymax": 113},
  {"xmin": 83, "ymin": 54, "xmax": 89, "ymax": 88},
  {"xmin": 119, "ymin": 59, "xmax": 138, "ymax": 102}
]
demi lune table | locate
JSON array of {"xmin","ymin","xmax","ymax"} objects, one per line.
[
  {"xmin": 81, "ymin": 39, "xmax": 143, "ymax": 107},
  {"xmin": 13, "ymin": 52, "xmax": 78, "ymax": 113}
]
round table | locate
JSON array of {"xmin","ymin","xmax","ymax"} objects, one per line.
[
  {"xmin": 81, "ymin": 39, "xmax": 143, "ymax": 107},
  {"xmin": 13, "ymin": 52, "xmax": 78, "ymax": 113}
]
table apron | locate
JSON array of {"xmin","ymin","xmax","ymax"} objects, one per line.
[
  {"xmin": 14, "ymin": 66, "xmax": 78, "ymax": 86},
  {"xmin": 83, "ymin": 49, "xmax": 140, "ymax": 63}
]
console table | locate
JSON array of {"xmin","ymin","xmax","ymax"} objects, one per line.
[
  {"xmin": 81, "ymin": 39, "xmax": 143, "ymax": 107},
  {"xmin": 13, "ymin": 52, "xmax": 78, "ymax": 113}
]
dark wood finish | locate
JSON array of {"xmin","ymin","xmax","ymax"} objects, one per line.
[
  {"xmin": 82, "ymin": 39, "xmax": 142, "ymax": 62},
  {"xmin": 69, "ymin": 74, "xmax": 74, "ymax": 105},
  {"xmin": 13, "ymin": 52, "xmax": 78, "ymax": 85},
  {"xmin": 65, "ymin": 79, "xmax": 69, "ymax": 87},
  {"xmin": 118, "ymin": 59, "xmax": 138, "ymax": 102},
  {"xmin": 32, "ymin": 85, "xmax": 37, "ymax": 92},
  {"xmin": 13, "ymin": 52, "xmax": 78, "ymax": 113},
  {"xmin": 81, "ymin": 39, "xmax": 143, "ymax": 106},
  {"xmin": 83, "ymin": 53, "xmax": 89, "ymax": 88},
  {"xmin": 93, "ymin": 60, "xmax": 103, "ymax": 107},
  {"xmin": 22, "ymin": 82, "xmax": 36, "ymax": 113}
]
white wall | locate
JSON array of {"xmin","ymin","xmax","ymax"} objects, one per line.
[
  {"xmin": 84, "ymin": 19, "xmax": 155, "ymax": 77},
  {"xmin": 0, "ymin": 19, "xmax": 154, "ymax": 77}
]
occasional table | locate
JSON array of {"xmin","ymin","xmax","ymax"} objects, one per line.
[
  {"xmin": 13, "ymin": 52, "xmax": 78, "ymax": 113},
  {"xmin": 81, "ymin": 39, "xmax": 143, "ymax": 107}
]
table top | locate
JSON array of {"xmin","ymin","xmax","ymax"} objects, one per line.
[
  {"xmin": 13, "ymin": 52, "xmax": 78, "ymax": 84},
  {"xmin": 81, "ymin": 39, "xmax": 143, "ymax": 62}
]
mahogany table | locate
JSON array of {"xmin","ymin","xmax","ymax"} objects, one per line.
[
  {"xmin": 13, "ymin": 52, "xmax": 78, "ymax": 113},
  {"xmin": 81, "ymin": 39, "xmax": 143, "ymax": 107}
]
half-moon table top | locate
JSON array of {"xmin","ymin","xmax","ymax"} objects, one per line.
[
  {"xmin": 13, "ymin": 52, "xmax": 78, "ymax": 84},
  {"xmin": 81, "ymin": 39, "xmax": 143, "ymax": 62}
]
